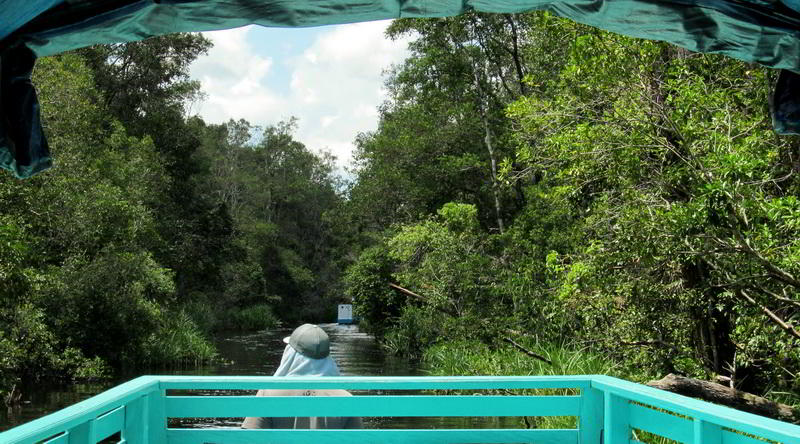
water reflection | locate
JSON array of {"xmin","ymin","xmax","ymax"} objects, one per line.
[{"xmin": 324, "ymin": 323, "xmax": 419, "ymax": 377}]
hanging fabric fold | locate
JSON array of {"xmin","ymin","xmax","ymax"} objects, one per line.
[
  {"xmin": 772, "ymin": 70, "xmax": 800, "ymax": 135},
  {"xmin": 2, "ymin": 0, "xmax": 800, "ymax": 177},
  {"xmin": 0, "ymin": 43, "xmax": 51, "ymax": 179}
]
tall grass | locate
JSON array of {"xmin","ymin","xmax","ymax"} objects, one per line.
[
  {"xmin": 425, "ymin": 339, "xmax": 626, "ymax": 435},
  {"xmin": 423, "ymin": 339, "xmax": 623, "ymax": 378},
  {"xmin": 220, "ymin": 304, "xmax": 280, "ymax": 331},
  {"xmin": 422, "ymin": 339, "xmax": 695, "ymax": 443},
  {"xmin": 142, "ymin": 310, "xmax": 217, "ymax": 365},
  {"xmin": 764, "ymin": 387, "xmax": 800, "ymax": 410},
  {"xmin": 183, "ymin": 302, "xmax": 280, "ymax": 333},
  {"xmin": 423, "ymin": 339, "xmax": 620, "ymax": 428}
]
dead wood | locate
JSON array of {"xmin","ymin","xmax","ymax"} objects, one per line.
[
  {"xmin": 646, "ymin": 373, "xmax": 799, "ymax": 424},
  {"xmin": 502, "ymin": 337, "xmax": 552, "ymax": 365},
  {"xmin": 388, "ymin": 283, "xmax": 459, "ymax": 317}
]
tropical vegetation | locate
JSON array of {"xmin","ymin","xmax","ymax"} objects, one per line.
[
  {"xmin": 0, "ymin": 11, "xmax": 797, "ymax": 413},
  {"xmin": 344, "ymin": 12, "xmax": 800, "ymax": 407}
]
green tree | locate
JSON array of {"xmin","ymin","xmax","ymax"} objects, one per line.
[
  {"xmin": 346, "ymin": 13, "xmax": 799, "ymax": 402},
  {"xmin": 195, "ymin": 118, "xmax": 344, "ymax": 324}
]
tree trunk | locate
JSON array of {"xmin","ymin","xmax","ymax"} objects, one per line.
[
  {"xmin": 469, "ymin": 59, "xmax": 505, "ymax": 234},
  {"xmin": 683, "ymin": 260, "xmax": 736, "ymax": 376},
  {"xmin": 481, "ymin": 113, "xmax": 505, "ymax": 234},
  {"xmin": 646, "ymin": 374, "xmax": 800, "ymax": 424},
  {"xmin": 503, "ymin": 14, "xmax": 527, "ymax": 96}
]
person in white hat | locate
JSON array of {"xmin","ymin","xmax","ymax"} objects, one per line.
[{"xmin": 241, "ymin": 324, "xmax": 363, "ymax": 429}]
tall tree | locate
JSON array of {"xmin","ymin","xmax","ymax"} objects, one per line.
[
  {"xmin": 79, "ymin": 34, "xmax": 233, "ymax": 300},
  {"xmin": 196, "ymin": 118, "xmax": 344, "ymax": 323}
]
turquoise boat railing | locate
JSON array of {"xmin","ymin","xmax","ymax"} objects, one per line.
[{"xmin": 2, "ymin": 375, "xmax": 799, "ymax": 444}]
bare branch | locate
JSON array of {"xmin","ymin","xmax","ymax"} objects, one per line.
[
  {"xmin": 736, "ymin": 289, "xmax": 800, "ymax": 342},
  {"xmin": 389, "ymin": 283, "xmax": 459, "ymax": 317},
  {"xmin": 502, "ymin": 337, "xmax": 552, "ymax": 365}
]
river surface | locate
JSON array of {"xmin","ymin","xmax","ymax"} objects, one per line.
[{"xmin": 1, "ymin": 323, "xmax": 519, "ymax": 432}]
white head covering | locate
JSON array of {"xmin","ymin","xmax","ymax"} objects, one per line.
[{"xmin": 273, "ymin": 343, "xmax": 340, "ymax": 377}]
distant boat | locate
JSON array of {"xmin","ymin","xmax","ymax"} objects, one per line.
[{"xmin": 337, "ymin": 304, "xmax": 354, "ymax": 324}]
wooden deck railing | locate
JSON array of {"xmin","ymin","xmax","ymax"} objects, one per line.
[{"xmin": 1, "ymin": 375, "xmax": 798, "ymax": 444}]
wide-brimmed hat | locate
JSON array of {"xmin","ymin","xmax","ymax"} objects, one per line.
[{"xmin": 282, "ymin": 324, "xmax": 330, "ymax": 359}]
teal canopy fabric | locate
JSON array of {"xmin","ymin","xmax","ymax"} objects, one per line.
[
  {"xmin": 3, "ymin": 0, "xmax": 800, "ymax": 177},
  {"xmin": 0, "ymin": 0, "xmax": 60, "ymax": 41}
]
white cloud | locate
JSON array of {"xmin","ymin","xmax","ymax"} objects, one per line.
[
  {"xmin": 190, "ymin": 27, "xmax": 285, "ymax": 124},
  {"xmin": 189, "ymin": 21, "xmax": 412, "ymax": 169},
  {"xmin": 321, "ymin": 115, "xmax": 339, "ymax": 128}
]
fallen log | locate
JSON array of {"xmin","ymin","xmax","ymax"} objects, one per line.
[{"xmin": 646, "ymin": 373, "xmax": 799, "ymax": 424}]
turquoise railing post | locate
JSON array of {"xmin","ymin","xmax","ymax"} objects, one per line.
[
  {"xmin": 147, "ymin": 387, "xmax": 167, "ymax": 444},
  {"xmin": 694, "ymin": 418, "xmax": 722, "ymax": 444},
  {"xmin": 604, "ymin": 391, "xmax": 630, "ymax": 444},
  {"xmin": 123, "ymin": 393, "xmax": 148, "ymax": 444},
  {"xmin": 66, "ymin": 419, "xmax": 93, "ymax": 444},
  {"xmin": 579, "ymin": 385, "xmax": 604, "ymax": 444}
]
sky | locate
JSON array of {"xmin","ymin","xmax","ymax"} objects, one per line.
[{"xmin": 188, "ymin": 21, "xmax": 413, "ymax": 169}]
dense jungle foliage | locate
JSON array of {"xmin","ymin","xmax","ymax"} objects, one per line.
[
  {"xmin": 0, "ymin": 34, "xmax": 345, "ymax": 393},
  {"xmin": 343, "ymin": 13, "xmax": 800, "ymax": 406},
  {"xmin": 1, "ymin": 10, "xmax": 798, "ymax": 411}
]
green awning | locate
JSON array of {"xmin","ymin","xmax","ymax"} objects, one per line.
[{"xmin": 3, "ymin": 0, "xmax": 800, "ymax": 178}]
